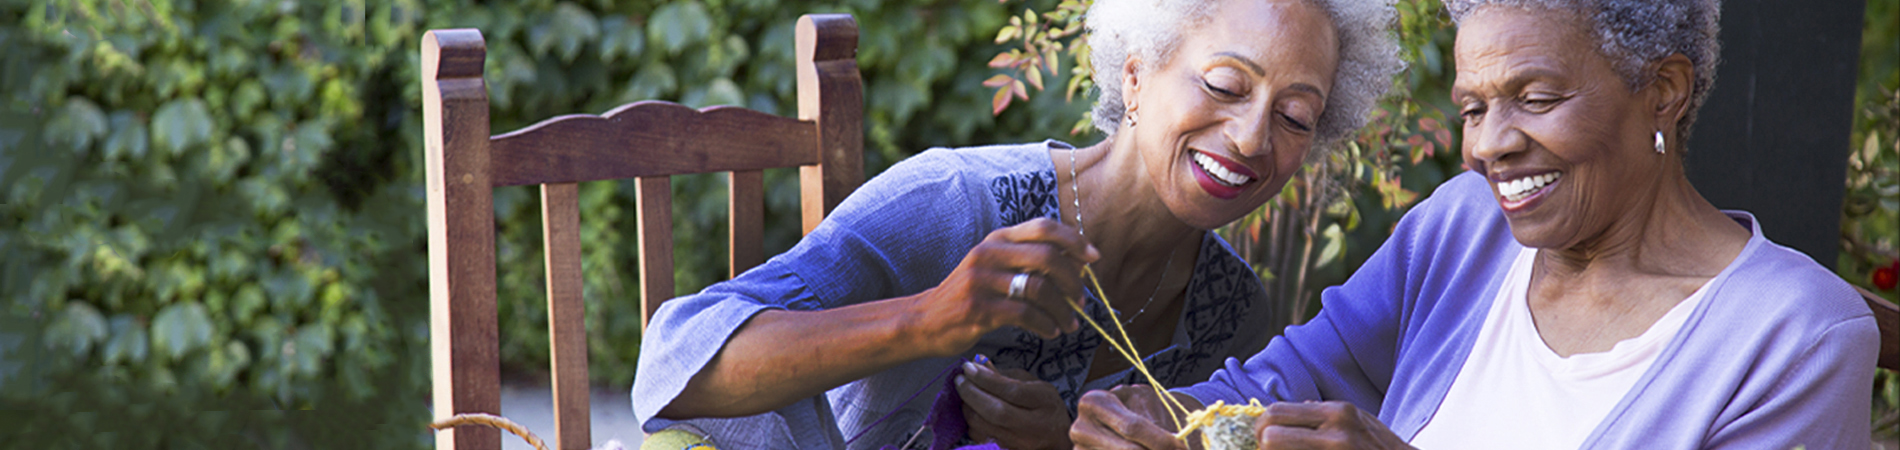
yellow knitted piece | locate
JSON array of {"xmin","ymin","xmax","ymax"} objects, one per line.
[{"xmin": 1175, "ymin": 399, "xmax": 1267, "ymax": 449}]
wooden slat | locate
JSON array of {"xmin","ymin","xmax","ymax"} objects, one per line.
[
  {"xmin": 423, "ymin": 29, "xmax": 501, "ymax": 450},
  {"xmin": 540, "ymin": 183, "xmax": 590, "ymax": 450},
  {"xmin": 636, "ymin": 177, "xmax": 675, "ymax": 332},
  {"xmin": 489, "ymin": 103, "xmax": 820, "ymax": 187},
  {"xmin": 797, "ymin": 14, "xmax": 865, "ymax": 235},
  {"xmin": 728, "ymin": 170, "xmax": 765, "ymax": 277},
  {"xmin": 1862, "ymin": 286, "xmax": 1900, "ymax": 370}
]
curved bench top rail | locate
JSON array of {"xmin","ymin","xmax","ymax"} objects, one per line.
[
  {"xmin": 799, "ymin": 14, "xmax": 858, "ymax": 65},
  {"xmin": 423, "ymin": 29, "xmax": 486, "ymax": 81},
  {"xmin": 488, "ymin": 101, "xmax": 820, "ymax": 187}
]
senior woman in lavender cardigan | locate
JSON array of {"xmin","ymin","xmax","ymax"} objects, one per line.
[
  {"xmin": 631, "ymin": 0, "xmax": 1402, "ymax": 449},
  {"xmin": 1073, "ymin": 0, "xmax": 1880, "ymax": 448}
]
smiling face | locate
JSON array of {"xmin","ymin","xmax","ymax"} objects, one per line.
[
  {"xmin": 1452, "ymin": 6, "xmax": 1664, "ymax": 249},
  {"xmin": 1121, "ymin": 0, "xmax": 1338, "ymax": 229}
]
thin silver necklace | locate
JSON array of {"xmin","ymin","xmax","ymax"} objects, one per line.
[{"xmin": 1071, "ymin": 148, "xmax": 1179, "ymax": 325}]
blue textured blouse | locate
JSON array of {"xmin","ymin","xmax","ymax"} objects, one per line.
[
  {"xmin": 632, "ymin": 141, "xmax": 1280, "ymax": 449},
  {"xmin": 1175, "ymin": 171, "xmax": 1878, "ymax": 449}
]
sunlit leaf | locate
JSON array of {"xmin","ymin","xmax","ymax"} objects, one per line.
[
  {"xmin": 152, "ymin": 98, "xmax": 213, "ymax": 157},
  {"xmin": 102, "ymin": 314, "xmax": 149, "ymax": 365},
  {"xmin": 992, "ymin": 87, "xmax": 1012, "ymax": 116},
  {"xmin": 988, "ymin": 51, "xmax": 1017, "ymax": 69},
  {"xmin": 648, "ymin": 1, "xmax": 712, "ymax": 56},
  {"xmin": 685, "ymin": 78, "xmax": 744, "ymax": 108},
  {"xmin": 45, "ymin": 301, "xmax": 108, "ymax": 358},
  {"xmin": 288, "ymin": 124, "xmax": 333, "ymax": 172},
  {"xmin": 549, "ymin": 2, "xmax": 600, "ymax": 62},
  {"xmin": 151, "ymin": 302, "xmax": 213, "ymax": 361},
  {"xmin": 599, "ymin": 16, "xmax": 645, "ymax": 63},
  {"xmin": 45, "ymin": 97, "xmax": 107, "ymax": 152},
  {"xmin": 1315, "ymin": 223, "xmax": 1345, "ymax": 269},
  {"xmin": 290, "ymin": 325, "xmax": 333, "ymax": 376},
  {"xmin": 102, "ymin": 111, "xmax": 148, "ymax": 161},
  {"xmin": 230, "ymin": 285, "xmax": 266, "ymax": 325},
  {"xmin": 622, "ymin": 62, "xmax": 678, "ymax": 102}
]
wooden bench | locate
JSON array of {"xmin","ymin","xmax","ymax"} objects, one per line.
[
  {"xmin": 421, "ymin": 14, "xmax": 862, "ymax": 450},
  {"xmin": 1864, "ymin": 288, "xmax": 1900, "ymax": 371}
]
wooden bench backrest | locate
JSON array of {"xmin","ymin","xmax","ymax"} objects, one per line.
[
  {"xmin": 421, "ymin": 14, "xmax": 862, "ymax": 450},
  {"xmin": 1863, "ymin": 288, "xmax": 1900, "ymax": 371}
]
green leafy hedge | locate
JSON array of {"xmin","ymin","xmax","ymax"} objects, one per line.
[
  {"xmin": 2, "ymin": 0, "xmax": 432, "ymax": 446},
  {"xmin": 0, "ymin": 0, "xmax": 1086, "ymax": 445}
]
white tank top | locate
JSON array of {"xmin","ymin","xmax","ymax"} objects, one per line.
[{"xmin": 1409, "ymin": 247, "xmax": 1707, "ymax": 449}]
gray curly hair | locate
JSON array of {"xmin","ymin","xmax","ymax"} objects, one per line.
[
  {"xmin": 1443, "ymin": 0, "xmax": 1721, "ymax": 143},
  {"xmin": 1086, "ymin": 0, "xmax": 1404, "ymax": 153}
]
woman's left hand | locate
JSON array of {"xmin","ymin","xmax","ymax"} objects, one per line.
[
  {"xmin": 1253, "ymin": 401, "xmax": 1414, "ymax": 450},
  {"xmin": 956, "ymin": 357, "xmax": 1072, "ymax": 450}
]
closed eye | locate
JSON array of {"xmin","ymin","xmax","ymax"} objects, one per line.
[
  {"xmin": 1280, "ymin": 112, "xmax": 1312, "ymax": 132},
  {"xmin": 1204, "ymin": 80, "xmax": 1241, "ymax": 98},
  {"xmin": 1521, "ymin": 94, "xmax": 1565, "ymax": 112}
]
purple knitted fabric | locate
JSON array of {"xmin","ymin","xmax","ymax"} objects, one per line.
[
  {"xmin": 926, "ymin": 363, "xmax": 968, "ymax": 450},
  {"xmin": 871, "ymin": 362, "xmax": 1008, "ymax": 450}
]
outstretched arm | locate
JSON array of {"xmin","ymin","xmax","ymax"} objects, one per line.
[{"xmin": 656, "ymin": 218, "xmax": 1097, "ymax": 419}]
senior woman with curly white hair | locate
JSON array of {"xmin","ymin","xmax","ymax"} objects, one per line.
[
  {"xmin": 1073, "ymin": 0, "xmax": 1879, "ymax": 448},
  {"xmin": 630, "ymin": 0, "xmax": 1402, "ymax": 448}
]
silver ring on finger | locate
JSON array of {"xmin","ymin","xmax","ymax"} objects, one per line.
[{"xmin": 1008, "ymin": 272, "xmax": 1032, "ymax": 300}]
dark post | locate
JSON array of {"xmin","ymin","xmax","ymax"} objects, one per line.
[{"xmin": 1684, "ymin": 0, "xmax": 1869, "ymax": 269}]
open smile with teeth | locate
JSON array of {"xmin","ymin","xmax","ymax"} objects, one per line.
[
  {"xmin": 1193, "ymin": 152, "xmax": 1254, "ymax": 187},
  {"xmin": 1497, "ymin": 172, "xmax": 1562, "ymax": 202}
]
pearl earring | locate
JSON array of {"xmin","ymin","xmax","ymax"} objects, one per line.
[{"xmin": 1654, "ymin": 130, "xmax": 1665, "ymax": 154}]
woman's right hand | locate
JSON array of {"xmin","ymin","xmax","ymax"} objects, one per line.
[
  {"xmin": 1072, "ymin": 386, "xmax": 1194, "ymax": 450},
  {"xmin": 911, "ymin": 217, "xmax": 1098, "ymax": 358}
]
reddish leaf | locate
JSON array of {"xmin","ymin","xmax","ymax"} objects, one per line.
[
  {"xmin": 988, "ymin": 52, "xmax": 1018, "ymax": 69},
  {"xmin": 1011, "ymin": 79, "xmax": 1028, "ymax": 100},
  {"xmin": 983, "ymin": 74, "xmax": 1014, "ymax": 88},
  {"xmin": 992, "ymin": 87, "xmax": 1013, "ymax": 115}
]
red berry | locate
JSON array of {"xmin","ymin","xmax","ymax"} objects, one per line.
[{"xmin": 1874, "ymin": 265, "xmax": 1899, "ymax": 291}]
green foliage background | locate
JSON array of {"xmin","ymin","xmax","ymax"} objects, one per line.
[
  {"xmin": 0, "ymin": 0, "xmax": 1088, "ymax": 446},
  {"xmin": 0, "ymin": 0, "xmax": 1890, "ymax": 446},
  {"xmin": 1842, "ymin": 0, "xmax": 1899, "ymax": 438}
]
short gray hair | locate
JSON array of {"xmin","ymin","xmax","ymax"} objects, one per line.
[
  {"xmin": 1085, "ymin": 0, "xmax": 1404, "ymax": 153},
  {"xmin": 1444, "ymin": 0, "xmax": 1721, "ymax": 142}
]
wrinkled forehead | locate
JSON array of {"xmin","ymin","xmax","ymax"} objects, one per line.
[{"xmin": 1451, "ymin": 6, "xmax": 1596, "ymax": 88}]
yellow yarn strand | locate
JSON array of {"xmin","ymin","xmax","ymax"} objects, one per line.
[
  {"xmin": 1073, "ymin": 265, "xmax": 1195, "ymax": 431},
  {"xmin": 429, "ymin": 413, "xmax": 550, "ymax": 450}
]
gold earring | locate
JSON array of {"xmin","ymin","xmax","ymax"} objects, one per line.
[{"xmin": 1126, "ymin": 110, "xmax": 1138, "ymax": 128}]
